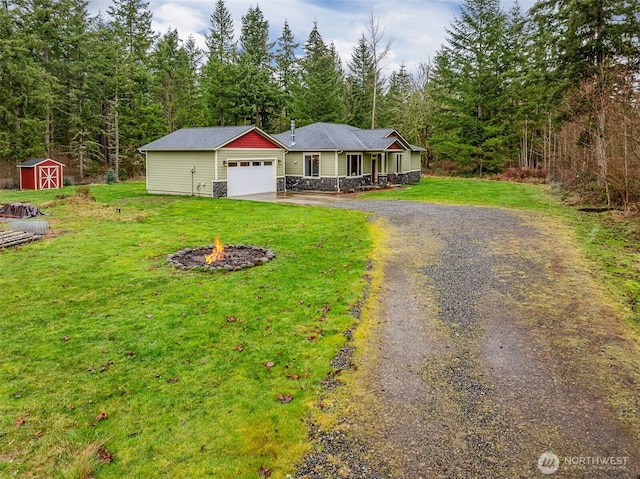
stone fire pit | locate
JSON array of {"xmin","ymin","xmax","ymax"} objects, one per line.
[{"xmin": 167, "ymin": 244, "xmax": 275, "ymax": 272}]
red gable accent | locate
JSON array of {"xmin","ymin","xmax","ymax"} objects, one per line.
[
  {"xmin": 37, "ymin": 159, "xmax": 65, "ymax": 168},
  {"xmin": 388, "ymin": 142, "xmax": 402, "ymax": 150},
  {"xmin": 225, "ymin": 130, "xmax": 280, "ymax": 149}
]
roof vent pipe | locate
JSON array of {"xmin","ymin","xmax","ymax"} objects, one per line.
[{"xmin": 290, "ymin": 119, "xmax": 296, "ymax": 146}]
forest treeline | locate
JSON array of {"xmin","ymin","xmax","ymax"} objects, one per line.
[{"xmin": 1, "ymin": 0, "xmax": 639, "ymax": 207}]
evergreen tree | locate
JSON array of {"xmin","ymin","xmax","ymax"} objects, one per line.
[
  {"xmin": 64, "ymin": 6, "xmax": 110, "ymax": 178},
  {"xmin": 151, "ymin": 29, "xmax": 193, "ymax": 132},
  {"xmin": 430, "ymin": 0, "xmax": 511, "ymax": 174},
  {"xmin": 530, "ymin": 0, "xmax": 640, "ymax": 200},
  {"xmin": 179, "ymin": 36, "xmax": 206, "ymax": 127},
  {"xmin": 273, "ymin": 20, "xmax": 299, "ymax": 131},
  {"xmin": 202, "ymin": 0, "xmax": 237, "ymax": 126},
  {"xmin": 292, "ymin": 22, "xmax": 346, "ymax": 125},
  {"xmin": 106, "ymin": 0, "xmax": 161, "ymax": 177},
  {"xmin": 205, "ymin": 0, "xmax": 236, "ymax": 64},
  {"xmin": 0, "ymin": 1, "xmax": 49, "ymax": 162},
  {"xmin": 379, "ymin": 63, "xmax": 411, "ymax": 128},
  {"xmin": 347, "ymin": 35, "xmax": 375, "ymax": 128},
  {"xmin": 107, "ymin": 0, "xmax": 154, "ymax": 62},
  {"xmin": 235, "ymin": 5, "xmax": 279, "ymax": 129}
]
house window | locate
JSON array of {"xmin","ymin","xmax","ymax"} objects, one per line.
[
  {"xmin": 347, "ymin": 154, "xmax": 362, "ymax": 176},
  {"xmin": 395, "ymin": 153, "xmax": 403, "ymax": 173},
  {"xmin": 304, "ymin": 153, "xmax": 320, "ymax": 177}
]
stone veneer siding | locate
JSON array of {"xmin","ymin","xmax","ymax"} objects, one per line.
[
  {"xmin": 286, "ymin": 176, "xmax": 338, "ymax": 192},
  {"xmin": 407, "ymin": 170, "xmax": 421, "ymax": 183},
  {"xmin": 285, "ymin": 176, "xmax": 375, "ymax": 192},
  {"xmin": 387, "ymin": 171, "xmax": 421, "ymax": 185},
  {"xmin": 277, "ymin": 178, "xmax": 285, "ymax": 192},
  {"xmin": 339, "ymin": 176, "xmax": 372, "ymax": 191},
  {"xmin": 212, "ymin": 181, "xmax": 227, "ymax": 198},
  {"xmin": 377, "ymin": 175, "xmax": 389, "ymax": 188}
]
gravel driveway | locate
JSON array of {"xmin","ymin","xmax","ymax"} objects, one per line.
[{"xmin": 297, "ymin": 200, "xmax": 640, "ymax": 478}]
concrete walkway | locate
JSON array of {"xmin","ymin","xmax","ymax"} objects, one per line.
[{"xmin": 228, "ymin": 191, "xmax": 363, "ymax": 206}]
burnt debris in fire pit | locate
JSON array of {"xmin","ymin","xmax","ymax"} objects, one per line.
[{"xmin": 167, "ymin": 244, "xmax": 275, "ymax": 272}]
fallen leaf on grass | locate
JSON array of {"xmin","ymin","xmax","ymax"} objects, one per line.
[
  {"xmin": 264, "ymin": 361, "xmax": 275, "ymax": 369},
  {"xmin": 259, "ymin": 465, "xmax": 272, "ymax": 477},
  {"xmin": 97, "ymin": 447, "xmax": 114, "ymax": 464},
  {"xmin": 61, "ymin": 336, "xmax": 70, "ymax": 343},
  {"xmin": 95, "ymin": 412, "xmax": 108, "ymax": 421},
  {"xmin": 14, "ymin": 417, "xmax": 25, "ymax": 427},
  {"xmin": 167, "ymin": 377, "xmax": 180, "ymax": 383},
  {"xmin": 146, "ymin": 314, "xmax": 153, "ymax": 319},
  {"xmin": 226, "ymin": 316, "xmax": 238, "ymax": 322},
  {"xmin": 35, "ymin": 431, "xmax": 45, "ymax": 439},
  {"xmin": 126, "ymin": 351, "xmax": 137, "ymax": 358},
  {"xmin": 233, "ymin": 343, "xmax": 246, "ymax": 352},
  {"xmin": 66, "ymin": 404, "xmax": 75, "ymax": 410},
  {"xmin": 277, "ymin": 393, "xmax": 293, "ymax": 404}
]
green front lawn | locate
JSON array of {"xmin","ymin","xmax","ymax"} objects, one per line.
[
  {"xmin": 0, "ymin": 183, "xmax": 372, "ymax": 478},
  {"xmin": 2, "ymin": 177, "xmax": 637, "ymax": 478},
  {"xmin": 364, "ymin": 176, "xmax": 562, "ymax": 212}
]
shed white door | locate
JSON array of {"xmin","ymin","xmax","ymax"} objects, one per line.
[
  {"xmin": 227, "ymin": 160, "xmax": 276, "ymax": 197},
  {"xmin": 39, "ymin": 166, "xmax": 61, "ymax": 189}
]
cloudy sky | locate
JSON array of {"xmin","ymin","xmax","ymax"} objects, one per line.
[{"xmin": 88, "ymin": 0, "xmax": 535, "ymax": 75}]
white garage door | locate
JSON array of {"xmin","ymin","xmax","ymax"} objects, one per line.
[{"xmin": 227, "ymin": 160, "xmax": 276, "ymax": 197}]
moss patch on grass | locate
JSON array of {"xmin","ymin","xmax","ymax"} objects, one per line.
[{"xmin": 0, "ymin": 183, "xmax": 372, "ymax": 478}]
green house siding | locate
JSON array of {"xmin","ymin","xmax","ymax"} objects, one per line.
[
  {"xmin": 285, "ymin": 152, "xmax": 304, "ymax": 176},
  {"xmin": 337, "ymin": 152, "xmax": 347, "ymax": 176},
  {"xmin": 411, "ymin": 151, "xmax": 422, "ymax": 171},
  {"xmin": 401, "ymin": 151, "xmax": 411, "ymax": 172},
  {"xmin": 285, "ymin": 151, "xmax": 338, "ymax": 177},
  {"xmin": 146, "ymin": 149, "xmax": 285, "ymax": 196},
  {"xmin": 217, "ymin": 149, "xmax": 285, "ymax": 181},
  {"xmin": 320, "ymin": 152, "xmax": 336, "ymax": 177},
  {"xmin": 379, "ymin": 154, "xmax": 388, "ymax": 174},
  {"xmin": 362, "ymin": 154, "xmax": 372, "ymax": 175},
  {"xmin": 146, "ymin": 151, "xmax": 215, "ymax": 196}
]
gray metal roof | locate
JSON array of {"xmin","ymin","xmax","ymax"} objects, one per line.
[
  {"xmin": 273, "ymin": 122, "xmax": 417, "ymax": 151},
  {"xmin": 139, "ymin": 126, "xmax": 256, "ymax": 151}
]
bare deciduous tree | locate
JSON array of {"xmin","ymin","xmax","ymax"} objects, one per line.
[{"xmin": 365, "ymin": 12, "xmax": 393, "ymax": 129}]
